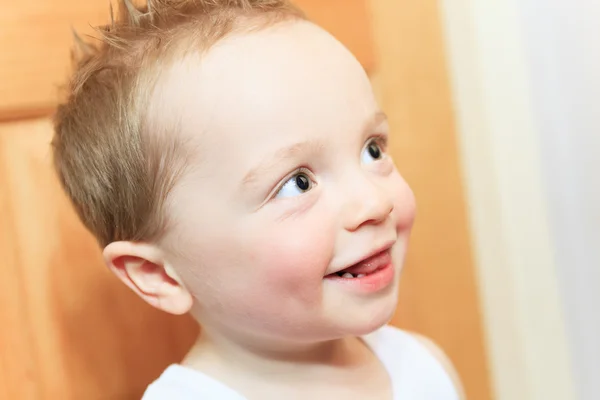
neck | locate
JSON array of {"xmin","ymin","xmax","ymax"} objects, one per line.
[{"xmin": 182, "ymin": 325, "xmax": 372, "ymax": 382}]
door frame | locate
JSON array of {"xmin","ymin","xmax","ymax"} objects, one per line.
[{"xmin": 438, "ymin": 1, "xmax": 576, "ymax": 399}]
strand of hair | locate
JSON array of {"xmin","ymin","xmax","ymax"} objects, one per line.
[
  {"xmin": 71, "ymin": 27, "xmax": 95, "ymax": 57},
  {"xmin": 122, "ymin": 0, "xmax": 145, "ymax": 26}
]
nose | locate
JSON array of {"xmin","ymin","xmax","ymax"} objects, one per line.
[{"xmin": 341, "ymin": 174, "xmax": 394, "ymax": 232}]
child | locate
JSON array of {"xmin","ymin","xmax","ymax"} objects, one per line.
[{"xmin": 53, "ymin": 1, "xmax": 464, "ymax": 398}]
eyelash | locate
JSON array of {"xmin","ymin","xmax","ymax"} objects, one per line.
[
  {"xmin": 268, "ymin": 166, "xmax": 314, "ymax": 200},
  {"xmin": 368, "ymin": 134, "xmax": 389, "ymax": 153}
]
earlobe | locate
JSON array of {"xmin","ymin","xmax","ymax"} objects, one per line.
[{"xmin": 103, "ymin": 241, "xmax": 193, "ymax": 315}]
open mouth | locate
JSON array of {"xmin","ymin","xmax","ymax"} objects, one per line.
[
  {"xmin": 324, "ymin": 245, "xmax": 396, "ymax": 293},
  {"xmin": 325, "ymin": 248, "xmax": 392, "ymax": 280},
  {"xmin": 331, "ymin": 266, "xmax": 385, "ymax": 279}
]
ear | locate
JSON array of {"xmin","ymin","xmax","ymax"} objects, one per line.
[{"xmin": 103, "ymin": 241, "xmax": 193, "ymax": 315}]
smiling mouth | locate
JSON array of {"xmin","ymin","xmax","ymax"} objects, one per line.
[{"xmin": 325, "ymin": 248, "xmax": 392, "ymax": 279}]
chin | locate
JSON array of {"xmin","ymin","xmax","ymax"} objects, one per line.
[{"xmin": 338, "ymin": 290, "xmax": 399, "ymax": 337}]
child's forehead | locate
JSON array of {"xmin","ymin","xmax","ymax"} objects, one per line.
[
  {"xmin": 151, "ymin": 20, "xmax": 377, "ymax": 159},
  {"xmin": 156, "ymin": 22, "xmax": 370, "ymax": 102}
]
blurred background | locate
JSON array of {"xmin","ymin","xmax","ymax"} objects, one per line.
[{"xmin": 0, "ymin": 0, "xmax": 597, "ymax": 399}]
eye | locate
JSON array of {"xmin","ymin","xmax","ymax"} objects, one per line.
[
  {"xmin": 275, "ymin": 170, "xmax": 314, "ymax": 199},
  {"xmin": 361, "ymin": 138, "xmax": 386, "ymax": 164}
]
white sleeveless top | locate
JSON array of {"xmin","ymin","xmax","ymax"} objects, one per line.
[{"xmin": 142, "ymin": 325, "xmax": 459, "ymax": 399}]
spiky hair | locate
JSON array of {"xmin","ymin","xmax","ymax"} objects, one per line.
[{"xmin": 53, "ymin": 0, "xmax": 304, "ymax": 247}]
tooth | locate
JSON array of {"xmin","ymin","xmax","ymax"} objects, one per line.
[
  {"xmin": 357, "ymin": 274, "xmax": 365, "ymax": 278},
  {"xmin": 342, "ymin": 273, "xmax": 354, "ymax": 279}
]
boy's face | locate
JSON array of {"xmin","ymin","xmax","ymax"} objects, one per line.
[{"xmin": 158, "ymin": 21, "xmax": 416, "ymax": 343}]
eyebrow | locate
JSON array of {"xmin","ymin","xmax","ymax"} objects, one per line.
[
  {"xmin": 240, "ymin": 139, "xmax": 325, "ymax": 191},
  {"xmin": 240, "ymin": 111, "xmax": 388, "ymax": 191}
]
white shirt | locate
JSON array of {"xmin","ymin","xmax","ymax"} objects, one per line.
[{"xmin": 142, "ymin": 325, "xmax": 459, "ymax": 399}]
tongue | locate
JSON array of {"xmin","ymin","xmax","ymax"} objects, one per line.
[{"xmin": 340, "ymin": 253, "xmax": 383, "ymax": 275}]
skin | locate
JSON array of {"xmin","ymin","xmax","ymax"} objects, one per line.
[{"xmin": 104, "ymin": 20, "xmax": 464, "ymax": 399}]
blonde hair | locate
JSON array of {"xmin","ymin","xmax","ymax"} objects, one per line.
[{"xmin": 52, "ymin": 0, "xmax": 304, "ymax": 247}]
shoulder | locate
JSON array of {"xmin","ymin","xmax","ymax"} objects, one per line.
[
  {"xmin": 142, "ymin": 365, "xmax": 198, "ymax": 399},
  {"xmin": 142, "ymin": 364, "xmax": 245, "ymax": 400},
  {"xmin": 367, "ymin": 325, "xmax": 465, "ymax": 400},
  {"xmin": 408, "ymin": 332, "xmax": 466, "ymax": 400}
]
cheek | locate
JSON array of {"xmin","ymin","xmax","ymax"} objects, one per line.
[
  {"xmin": 205, "ymin": 211, "xmax": 338, "ymax": 334},
  {"xmin": 170, "ymin": 206, "xmax": 337, "ymax": 314},
  {"xmin": 247, "ymin": 216, "xmax": 336, "ymax": 299},
  {"xmin": 390, "ymin": 170, "xmax": 416, "ymax": 231}
]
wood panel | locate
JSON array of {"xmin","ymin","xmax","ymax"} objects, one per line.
[
  {"xmin": 296, "ymin": 0, "xmax": 375, "ymax": 73},
  {"xmin": 368, "ymin": 0, "xmax": 493, "ymax": 399},
  {"xmin": 0, "ymin": 119, "xmax": 199, "ymax": 399},
  {"xmin": 0, "ymin": 1, "xmax": 109, "ymax": 120},
  {"xmin": 0, "ymin": 0, "xmax": 374, "ymax": 121}
]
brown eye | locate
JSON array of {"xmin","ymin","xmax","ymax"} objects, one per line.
[
  {"xmin": 368, "ymin": 142, "xmax": 382, "ymax": 159},
  {"xmin": 362, "ymin": 139, "xmax": 384, "ymax": 164},
  {"xmin": 275, "ymin": 171, "xmax": 314, "ymax": 198},
  {"xmin": 295, "ymin": 174, "xmax": 310, "ymax": 191}
]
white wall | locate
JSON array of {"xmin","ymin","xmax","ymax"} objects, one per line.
[
  {"xmin": 519, "ymin": 1, "xmax": 600, "ymax": 399},
  {"xmin": 437, "ymin": 0, "xmax": 593, "ymax": 399}
]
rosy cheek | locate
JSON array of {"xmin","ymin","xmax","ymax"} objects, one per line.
[
  {"xmin": 391, "ymin": 172, "xmax": 416, "ymax": 230},
  {"xmin": 248, "ymin": 220, "xmax": 335, "ymax": 300}
]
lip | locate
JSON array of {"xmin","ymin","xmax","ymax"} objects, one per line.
[
  {"xmin": 327, "ymin": 239, "xmax": 396, "ymax": 276},
  {"xmin": 324, "ymin": 251, "xmax": 395, "ymax": 293}
]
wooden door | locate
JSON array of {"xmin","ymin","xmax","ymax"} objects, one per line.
[{"xmin": 0, "ymin": 0, "xmax": 492, "ymax": 399}]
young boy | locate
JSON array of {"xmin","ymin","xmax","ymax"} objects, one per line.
[{"xmin": 53, "ymin": 1, "xmax": 464, "ymax": 398}]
